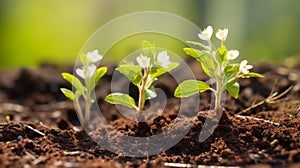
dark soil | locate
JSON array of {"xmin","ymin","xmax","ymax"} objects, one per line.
[{"xmin": 0, "ymin": 61, "xmax": 299, "ymax": 168}]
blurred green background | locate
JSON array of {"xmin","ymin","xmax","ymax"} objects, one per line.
[{"xmin": 0, "ymin": 0, "xmax": 299, "ymax": 69}]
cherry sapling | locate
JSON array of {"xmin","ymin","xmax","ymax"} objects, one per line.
[
  {"xmin": 60, "ymin": 50, "xmax": 107, "ymax": 123},
  {"xmin": 174, "ymin": 26, "xmax": 264, "ymax": 116},
  {"xmin": 105, "ymin": 41, "xmax": 178, "ymax": 122}
]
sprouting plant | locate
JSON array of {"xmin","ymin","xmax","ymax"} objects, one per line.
[
  {"xmin": 105, "ymin": 41, "xmax": 178, "ymax": 121},
  {"xmin": 174, "ymin": 26, "xmax": 264, "ymax": 115},
  {"xmin": 60, "ymin": 50, "xmax": 107, "ymax": 123}
]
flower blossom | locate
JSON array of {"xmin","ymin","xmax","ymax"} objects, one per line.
[
  {"xmin": 157, "ymin": 51, "xmax": 171, "ymax": 68},
  {"xmin": 87, "ymin": 50, "xmax": 103, "ymax": 63},
  {"xmin": 76, "ymin": 64, "xmax": 96, "ymax": 79},
  {"xmin": 226, "ymin": 50, "xmax": 239, "ymax": 60},
  {"xmin": 136, "ymin": 54, "xmax": 150, "ymax": 68},
  {"xmin": 198, "ymin": 26, "xmax": 213, "ymax": 41},
  {"xmin": 239, "ymin": 60, "xmax": 253, "ymax": 74},
  {"xmin": 216, "ymin": 28, "xmax": 228, "ymax": 42}
]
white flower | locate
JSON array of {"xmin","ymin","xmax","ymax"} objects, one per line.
[
  {"xmin": 198, "ymin": 25, "xmax": 213, "ymax": 41},
  {"xmin": 136, "ymin": 54, "xmax": 150, "ymax": 68},
  {"xmin": 87, "ymin": 50, "xmax": 103, "ymax": 63},
  {"xmin": 227, "ymin": 50, "xmax": 239, "ymax": 60},
  {"xmin": 76, "ymin": 64, "xmax": 96, "ymax": 79},
  {"xmin": 157, "ymin": 51, "xmax": 171, "ymax": 68},
  {"xmin": 216, "ymin": 28, "xmax": 228, "ymax": 42},
  {"xmin": 239, "ymin": 60, "xmax": 253, "ymax": 74}
]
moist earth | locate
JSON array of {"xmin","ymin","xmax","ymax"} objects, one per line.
[{"xmin": 0, "ymin": 61, "xmax": 299, "ymax": 168}]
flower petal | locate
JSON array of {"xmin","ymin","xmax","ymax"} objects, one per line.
[
  {"xmin": 87, "ymin": 49, "xmax": 103, "ymax": 62},
  {"xmin": 216, "ymin": 28, "xmax": 228, "ymax": 41},
  {"xmin": 87, "ymin": 65, "xmax": 96, "ymax": 77},
  {"xmin": 198, "ymin": 26, "xmax": 213, "ymax": 41},
  {"xmin": 76, "ymin": 68, "xmax": 85, "ymax": 79},
  {"xmin": 136, "ymin": 54, "xmax": 150, "ymax": 68},
  {"xmin": 198, "ymin": 33, "xmax": 208, "ymax": 41},
  {"xmin": 227, "ymin": 50, "xmax": 239, "ymax": 60},
  {"xmin": 157, "ymin": 51, "xmax": 171, "ymax": 68}
]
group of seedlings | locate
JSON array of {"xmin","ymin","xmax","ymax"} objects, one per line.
[{"xmin": 61, "ymin": 26, "xmax": 264, "ymax": 123}]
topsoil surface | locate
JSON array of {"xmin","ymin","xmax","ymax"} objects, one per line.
[{"xmin": 0, "ymin": 60, "xmax": 299, "ymax": 168}]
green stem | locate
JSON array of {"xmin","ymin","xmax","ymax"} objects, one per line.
[
  {"xmin": 137, "ymin": 67, "xmax": 150, "ymax": 120},
  {"xmin": 84, "ymin": 92, "xmax": 91, "ymax": 122},
  {"xmin": 214, "ymin": 75, "xmax": 222, "ymax": 114},
  {"xmin": 74, "ymin": 100, "xmax": 84, "ymax": 123}
]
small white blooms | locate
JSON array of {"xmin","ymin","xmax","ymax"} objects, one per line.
[
  {"xmin": 198, "ymin": 25, "xmax": 213, "ymax": 41},
  {"xmin": 216, "ymin": 28, "xmax": 228, "ymax": 43},
  {"xmin": 76, "ymin": 49, "xmax": 103, "ymax": 79},
  {"xmin": 157, "ymin": 51, "xmax": 171, "ymax": 68},
  {"xmin": 240, "ymin": 60, "xmax": 253, "ymax": 74},
  {"xmin": 136, "ymin": 54, "xmax": 151, "ymax": 68},
  {"xmin": 226, "ymin": 50, "xmax": 239, "ymax": 60},
  {"xmin": 87, "ymin": 50, "xmax": 103, "ymax": 63},
  {"xmin": 76, "ymin": 64, "xmax": 96, "ymax": 79}
]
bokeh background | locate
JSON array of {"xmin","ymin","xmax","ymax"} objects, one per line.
[{"xmin": 0, "ymin": 0, "xmax": 299, "ymax": 69}]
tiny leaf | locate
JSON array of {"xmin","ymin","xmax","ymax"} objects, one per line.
[
  {"xmin": 94, "ymin": 67, "xmax": 107, "ymax": 87},
  {"xmin": 116, "ymin": 64, "xmax": 142, "ymax": 86},
  {"xmin": 241, "ymin": 72, "xmax": 264, "ymax": 78},
  {"xmin": 61, "ymin": 73, "xmax": 84, "ymax": 92},
  {"xmin": 186, "ymin": 41, "xmax": 210, "ymax": 50},
  {"xmin": 224, "ymin": 64, "xmax": 240, "ymax": 77},
  {"xmin": 183, "ymin": 48, "xmax": 217, "ymax": 77},
  {"xmin": 174, "ymin": 80, "xmax": 211, "ymax": 98},
  {"xmin": 150, "ymin": 63, "xmax": 179, "ymax": 79},
  {"xmin": 216, "ymin": 46, "xmax": 227, "ymax": 63},
  {"xmin": 226, "ymin": 80, "xmax": 240, "ymax": 99},
  {"xmin": 80, "ymin": 53, "xmax": 88, "ymax": 65},
  {"xmin": 60, "ymin": 88, "xmax": 75, "ymax": 101},
  {"xmin": 105, "ymin": 93, "xmax": 137, "ymax": 109}
]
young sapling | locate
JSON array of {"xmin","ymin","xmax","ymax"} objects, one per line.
[
  {"xmin": 105, "ymin": 41, "xmax": 178, "ymax": 122},
  {"xmin": 60, "ymin": 50, "xmax": 107, "ymax": 123},
  {"xmin": 174, "ymin": 26, "xmax": 264, "ymax": 116}
]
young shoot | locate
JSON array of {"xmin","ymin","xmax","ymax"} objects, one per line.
[
  {"xmin": 105, "ymin": 41, "xmax": 178, "ymax": 122},
  {"xmin": 175, "ymin": 26, "xmax": 264, "ymax": 115},
  {"xmin": 60, "ymin": 50, "xmax": 107, "ymax": 123}
]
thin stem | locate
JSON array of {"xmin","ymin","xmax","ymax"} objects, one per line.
[
  {"xmin": 84, "ymin": 92, "xmax": 91, "ymax": 122},
  {"xmin": 137, "ymin": 67, "xmax": 151, "ymax": 119},
  {"xmin": 214, "ymin": 74, "xmax": 222, "ymax": 114},
  {"xmin": 74, "ymin": 100, "xmax": 84, "ymax": 123},
  {"xmin": 214, "ymin": 53, "xmax": 224, "ymax": 115}
]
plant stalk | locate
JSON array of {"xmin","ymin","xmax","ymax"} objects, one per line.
[
  {"xmin": 74, "ymin": 100, "xmax": 84, "ymax": 123},
  {"xmin": 84, "ymin": 92, "xmax": 91, "ymax": 122},
  {"xmin": 137, "ymin": 67, "xmax": 150, "ymax": 121}
]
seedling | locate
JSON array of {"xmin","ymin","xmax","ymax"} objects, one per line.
[
  {"xmin": 60, "ymin": 50, "xmax": 107, "ymax": 123},
  {"xmin": 105, "ymin": 41, "xmax": 178, "ymax": 122},
  {"xmin": 175, "ymin": 26, "xmax": 264, "ymax": 115}
]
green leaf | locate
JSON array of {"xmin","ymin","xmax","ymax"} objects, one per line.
[
  {"xmin": 60, "ymin": 88, "xmax": 75, "ymax": 101},
  {"xmin": 224, "ymin": 64, "xmax": 240, "ymax": 77},
  {"xmin": 145, "ymin": 86, "xmax": 157, "ymax": 100},
  {"xmin": 216, "ymin": 46, "xmax": 227, "ymax": 63},
  {"xmin": 116, "ymin": 64, "xmax": 142, "ymax": 86},
  {"xmin": 105, "ymin": 93, "xmax": 137, "ymax": 109},
  {"xmin": 183, "ymin": 48, "xmax": 217, "ymax": 77},
  {"xmin": 80, "ymin": 53, "xmax": 88, "ymax": 65},
  {"xmin": 226, "ymin": 80, "xmax": 240, "ymax": 99},
  {"xmin": 94, "ymin": 67, "xmax": 107, "ymax": 87},
  {"xmin": 186, "ymin": 41, "xmax": 210, "ymax": 50},
  {"xmin": 240, "ymin": 72, "xmax": 264, "ymax": 78},
  {"xmin": 174, "ymin": 80, "xmax": 211, "ymax": 98},
  {"xmin": 61, "ymin": 73, "xmax": 84, "ymax": 92},
  {"xmin": 150, "ymin": 63, "xmax": 179, "ymax": 79}
]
